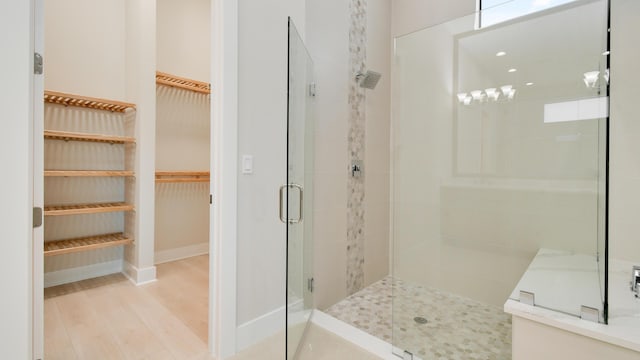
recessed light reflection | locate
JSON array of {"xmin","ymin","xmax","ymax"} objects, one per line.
[
  {"xmin": 526, "ymin": 82, "xmax": 534, "ymax": 86},
  {"xmin": 508, "ymin": 68, "xmax": 517, "ymax": 73},
  {"xmin": 496, "ymin": 51, "xmax": 507, "ymax": 57},
  {"xmin": 602, "ymin": 50, "xmax": 610, "ymax": 56}
]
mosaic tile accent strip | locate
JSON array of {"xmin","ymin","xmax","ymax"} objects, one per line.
[
  {"xmin": 327, "ymin": 276, "xmax": 512, "ymax": 359},
  {"xmin": 347, "ymin": 0, "xmax": 367, "ymax": 296}
]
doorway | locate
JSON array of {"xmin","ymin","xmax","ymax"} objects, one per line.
[{"xmin": 31, "ymin": 0, "xmax": 239, "ymax": 358}]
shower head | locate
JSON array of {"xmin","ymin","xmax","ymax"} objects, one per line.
[{"xmin": 355, "ymin": 70, "xmax": 381, "ymax": 89}]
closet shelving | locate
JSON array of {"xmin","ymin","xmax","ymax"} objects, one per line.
[
  {"xmin": 43, "ymin": 90, "xmax": 136, "ymax": 257},
  {"xmin": 44, "ymin": 90, "xmax": 135, "ymax": 113},
  {"xmin": 156, "ymin": 71, "xmax": 211, "ymax": 94},
  {"xmin": 155, "ymin": 71, "xmax": 211, "ymax": 184},
  {"xmin": 155, "ymin": 171, "xmax": 210, "ymax": 183},
  {"xmin": 44, "ymin": 202, "xmax": 135, "ymax": 216},
  {"xmin": 45, "ymin": 170, "xmax": 135, "ymax": 177},
  {"xmin": 44, "ymin": 233, "xmax": 133, "ymax": 257}
]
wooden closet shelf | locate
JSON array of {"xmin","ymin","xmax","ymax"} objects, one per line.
[
  {"xmin": 156, "ymin": 71, "xmax": 211, "ymax": 94},
  {"xmin": 45, "ymin": 170, "xmax": 135, "ymax": 177},
  {"xmin": 155, "ymin": 171, "xmax": 210, "ymax": 176},
  {"xmin": 44, "ymin": 130, "xmax": 135, "ymax": 144},
  {"xmin": 155, "ymin": 170, "xmax": 210, "ymax": 183},
  {"xmin": 44, "ymin": 233, "xmax": 133, "ymax": 257},
  {"xmin": 44, "ymin": 202, "xmax": 134, "ymax": 216},
  {"xmin": 44, "ymin": 90, "xmax": 136, "ymax": 113},
  {"xmin": 156, "ymin": 178, "xmax": 210, "ymax": 184}
]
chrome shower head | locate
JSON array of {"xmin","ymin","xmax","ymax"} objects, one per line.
[{"xmin": 355, "ymin": 70, "xmax": 381, "ymax": 89}]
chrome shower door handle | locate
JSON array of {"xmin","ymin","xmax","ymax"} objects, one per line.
[
  {"xmin": 279, "ymin": 183, "xmax": 304, "ymax": 224},
  {"xmin": 289, "ymin": 183, "xmax": 303, "ymax": 224},
  {"xmin": 279, "ymin": 185, "xmax": 287, "ymax": 223}
]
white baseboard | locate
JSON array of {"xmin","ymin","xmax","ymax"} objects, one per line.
[
  {"xmin": 154, "ymin": 242, "xmax": 209, "ymax": 264},
  {"xmin": 123, "ymin": 261, "xmax": 157, "ymax": 285},
  {"xmin": 311, "ymin": 310, "xmax": 398, "ymax": 360},
  {"xmin": 44, "ymin": 260, "xmax": 123, "ymax": 288},
  {"xmin": 236, "ymin": 299, "xmax": 303, "ymax": 352}
]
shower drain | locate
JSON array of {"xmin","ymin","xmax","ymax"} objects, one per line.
[{"xmin": 413, "ymin": 316, "xmax": 428, "ymax": 324}]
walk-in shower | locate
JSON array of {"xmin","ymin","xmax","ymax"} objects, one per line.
[{"xmin": 328, "ymin": 0, "xmax": 609, "ymax": 358}]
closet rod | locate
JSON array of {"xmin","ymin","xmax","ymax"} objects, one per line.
[
  {"xmin": 156, "ymin": 171, "xmax": 210, "ymax": 177},
  {"xmin": 155, "ymin": 170, "xmax": 210, "ymax": 183}
]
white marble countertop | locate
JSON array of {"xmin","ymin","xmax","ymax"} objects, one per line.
[
  {"xmin": 504, "ymin": 251, "xmax": 640, "ymax": 352},
  {"xmin": 507, "ymin": 248, "xmax": 603, "ymax": 317}
]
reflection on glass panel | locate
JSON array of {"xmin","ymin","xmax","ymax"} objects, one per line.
[
  {"xmin": 286, "ymin": 17, "xmax": 315, "ymax": 360},
  {"xmin": 392, "ymin": 0, "xmax": 608, "ymax": 357}
]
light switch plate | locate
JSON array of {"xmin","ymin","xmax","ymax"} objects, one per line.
[{"xmin": 242, "ymin": 155, "xmax": 253, "ymax": 174}]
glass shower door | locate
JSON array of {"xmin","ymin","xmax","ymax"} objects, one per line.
[
  {"xmin": 285, "ymin": 17, "xmax": 315, "ymax": 360},
  {"xmin": 392, "ymin": 0, "xmax": 609, "ymax": 358}
]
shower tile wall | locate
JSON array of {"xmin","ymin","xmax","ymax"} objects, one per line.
[
  {"xmin": 307, "ymin": 0, "xmax": 390, "ymax": 309},
  {"xmin": 347, "ymin": 0, "xmax": 367, "ymax": 296}
]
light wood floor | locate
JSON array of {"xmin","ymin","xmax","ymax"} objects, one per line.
[{"xmin": 44, "ymin": 255, "xmax": 211, "ymax": 360}]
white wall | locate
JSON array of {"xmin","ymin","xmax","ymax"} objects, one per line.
[
  {"xmin": 157, "ymin": 0, "xmax": 211, "ymax": 82},
  {"xmin": 364, "ymin": 0, "xmax": 391, "ymax": 288},
  {"xmin": 236, "ymin": 0, "xmax": 305, "ymax": 328},
  {"xmin": 609, "ymin": 0, "xmax": 640, "ymax": 266},
  {"xmin": 44, "ymin": 0, "xmax": 127, "ymax": 99},
  {"xmin": 391, "ymin": 0, "xmax": 475, "ymax": 37},
  {"xmin": 0, "ymin": 0, "xmax": 33, "ymax": 357},
  {"xmin": 305, "ymin": 0, "xmax": 350, "ymax": 310},
  {"xmin": 124, "ymin": 0, "xmax": 157, "ymax": 283}
]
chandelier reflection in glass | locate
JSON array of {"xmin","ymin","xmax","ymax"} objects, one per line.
[
  {"xmin": 456, "ymin": 84, "xmax": 516, "ymax": 106},
  {"xmin": 583, "ymin": 71, "xmax": 599, "ymax": 88},
  {"xmin": 583, "ymin": 69, "xmax": 610, "ymax": 88}
]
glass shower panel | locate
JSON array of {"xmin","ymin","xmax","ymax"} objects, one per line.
[
  {"xmin": 392, "ymin": 0, "xmax": 608, "ymax": 358},
  {"xmin": 286, "ymin": 18, "xmax": 315, "ymax": 360}
]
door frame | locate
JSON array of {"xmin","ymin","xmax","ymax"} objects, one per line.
[
  {"xmin": 32, "ymin": 0, "xmax": 44, "ymax": 358},
  {"xmin": 29, "ymin": 0, "xmax": 240, "ymax": 358},
  {"xmin": 210, "ymin": 0, "xmax": 239, "ymax": 358}
]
